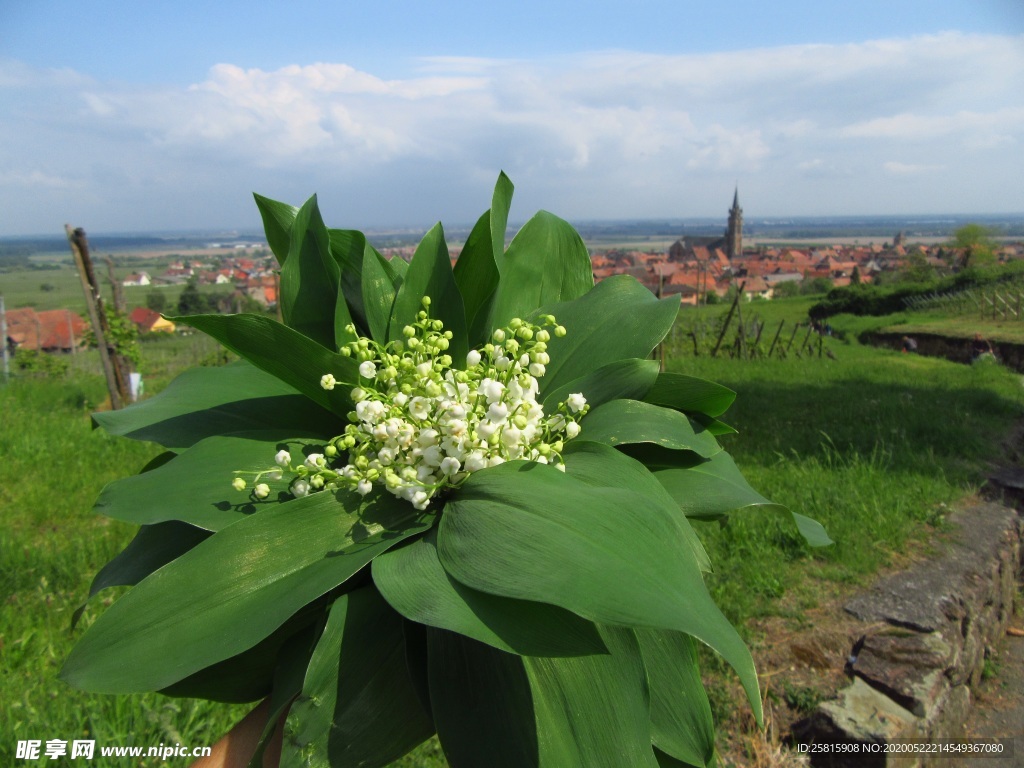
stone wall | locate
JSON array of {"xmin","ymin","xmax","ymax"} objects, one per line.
[
  {"xmin": 862, "ymin": 331, "xmax": 1024, "ymax": 372},
  {"xmin": 793, "ymin": 480, "xmax": 1023, "ymax": 767}
]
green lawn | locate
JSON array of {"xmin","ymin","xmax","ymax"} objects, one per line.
[{"xmin": 3, "ymin": 301, "xmax": 1023, "ymax": 766}]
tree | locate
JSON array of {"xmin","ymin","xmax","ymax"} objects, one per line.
[
  {"xmin": 952, "ymin": 224, "xmax": 996, "ymax": 269},
  {"xmin": 800, "ymin": 277, "xmax": 833, "ymax": 295},
  {"xmin": 146, "ymin": 290, "xmax": 167, "ymax": 313},
  {"xmin": 771, "ymin": 280, "xmax": 800, "ymax": 299},
  {"xmin": 850, "ymin": 266, "xmax": 861, "ymax": 286},
  {"xmin": 176, "ymin": 278, "xmax": 205, "ymax": 316},
  {"xmin": 898, "ymin": 251, "xmax": 935, "ymax": 284}
]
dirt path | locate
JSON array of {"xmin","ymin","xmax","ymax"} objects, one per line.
[{"xmin": 961, "ymin": 623, "xmax": 1024, "ymax": 768}]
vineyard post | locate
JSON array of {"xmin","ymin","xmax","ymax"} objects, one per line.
[
  {"xmin": 711, "ymin": 281, "xmax": 745, "ymax": 358},
  {"xmin": 67, "ymin": 226, "xmax": 127, "ymax": 409},
  {"xmin": 767, "ymin": 319, "xmax": 785, "ymax": 359}
]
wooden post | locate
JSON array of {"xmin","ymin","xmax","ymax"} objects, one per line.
[
  {"xmin": 735, "ymin": 298, "xmax": 746, "ymax": 359},
  {"xmin": 752, "ymin": 319, "xmax": 765, "ymax": 357},
  {"xmin": 105, "ymin": 257, "xmax": 127, "ymax": 314},
  {"xmin": 66, "ymin": 311, "xmax": 76, "ymax": 355},
  {"xmin": 711, "ymin": 281, "xmax": 745, "ymax": 358},
  {"xmin": 67, "ymin": 226, "xmax": 126, "ymax": 409},
  {"xmin": 800, "ymin": 323, "xmax": 814, "ymax": 354},
  {"xmin": 784, "ymin": 321, "xmax": 801, "ymax": 356},
  {"xmin": 767, "ymin": 319, "xmax": 785, "ymax": 359}
]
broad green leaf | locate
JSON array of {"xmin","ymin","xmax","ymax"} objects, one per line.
[
  {"xmin": 654, "ymin": 453, "xmax": 833, "ymax": 547},
  {"xmin": 279, "ymin": 195, "xmax": 340, "ymax": 349},
  {"xmin": 388, "ymin": 222, "xmax": 469, "ymax": 364},
  {"xmin": 489, "ymin": 210, "xmax": 593, "ymax": 329},
  {"xmin": 254, "ymin": 193, "xmax": 298, "ymax": 266},
  {"xmin": 334, "ymin": 272, "xmax": 358, "ymax": 350},
  {"xmin": 438, "ymin": 455, "xmax": 762, "ymax": 725},
  {"xmin": 427, "ymin": 629, "xmax": 536, "ymax": 768},
  {"xmin": 542, "ymin": 358, "xmax": 660, "ymax": 412},
  {"xmin": 643, "ymin": 373, "xmax": 736, "ymax": 419},
  {"xmin": 562, "ymin": 441, "xmax": 711, "ymax": 573},
  {"xmin": 363, "ymin": 247, "xmax": 399, "ymax": 342},
  {"xmin": 653, "ymin": 452, "xmax": 778, "ymax": 521},
  {"xmin": 247, "ymin": 625, "xmax": 322, "ymax": 768},
  {"xmin": 580, "ymin": 399, "xmax": 721, "ymax": 459},
  {"xmin": 691, "ymin": 413, "xmax": 738, "ymax": 437},
  {"xmin": 72, "ymin": 521, "xmax": 212, "ymax": 631},
  {"xmin": 92, "ymin": 362, "xmax": 339, "ymax": 451},
  {"xmin": 161, "ymin": 604, "xmax": 323, "ymax": 704},
  {"xmin": 280, "ymin": 588, "xmax": 434, "ymax": 768},
  {"xmin": 94, "ymin": 432, "xmax": 323, "ymax": 531},
  {"xmin": 535, "ymin": 276, "xmax": 680, "ymax": 399},
  {"xmin": 454, "ymin": 172, "xmax": 514, "ymax": 343},
  {"xmin": 455, "ymin": 209, "xmax": 497, "ymax": 344},
  {"xmin": 328, "ymin": 228, "xmax": 370, "ymax": 334},
  {"xmin": 389, "ymin": 255, "xmax": 409, "ymax": 282},
  {"xmin": 172, "ymin": 313, "xmax": 359, "ymax": 415},
  {"xmin": 87, "ymin": 521, "xmax": 210, "ymax": 598},
  {"xmin": 61, "ymin": 490, "xmax": 433, "ymax": 693},
  {"xmin": 791, "ymin": 512, "xmax": 834, "ymax": 547},
  {"xmin": 428, "ymin": 626, "xmax": 659, "ymax": 768},
  {"xmin": 637, "ymin": 630, "xmax": 715, "ymax": 768},
  {"xmin": 655, "ymin": 749, "xmax": 705, "ymax": 768},
  {"xmin": 372, "ymin": 529, "xmax": 606, "ymax": 657}
]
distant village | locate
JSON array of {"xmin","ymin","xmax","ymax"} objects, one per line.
[{"xmin": 7, "ymin": 191, "xmax": 1024, "ymax": 354}]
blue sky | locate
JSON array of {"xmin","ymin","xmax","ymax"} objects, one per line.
[{"xmin": 1, "ymin": 0, "xmax": 1023, "ymax": 235}]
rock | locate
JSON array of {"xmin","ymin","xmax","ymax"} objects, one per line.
[{"xmin": 850, "ymin": 632, "xmax": 954, "ymax": 717}]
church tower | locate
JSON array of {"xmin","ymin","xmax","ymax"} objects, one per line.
[{"xmin": 725, "ymin": 187, "xmax": 743, "ymax": 260}]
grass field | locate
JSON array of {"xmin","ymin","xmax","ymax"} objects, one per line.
[
  {"xmin": 3, "ymin": 296, "xmax": 1023, "ymax": 766},
  {"xmin": 1, "ymin": 266, "xmax": 242, "ymax": 315}
]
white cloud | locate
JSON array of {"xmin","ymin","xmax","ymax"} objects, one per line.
[
  {"xmin": 883, "ymin": 161, "xmax": 945, "ymax": 175},
  {"xmin": 1, "ymin": 31, "xmax": 1023, "ymax": 232}
]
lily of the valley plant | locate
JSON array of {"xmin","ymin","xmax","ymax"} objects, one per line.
[{"xmin": 63, "ymin": 174, "xmax": 830, "ymax": 768}]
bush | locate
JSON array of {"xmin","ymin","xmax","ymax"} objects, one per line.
[{"xmin": 13, "ymin": 348, "xmax": 69, "ymax": 377}]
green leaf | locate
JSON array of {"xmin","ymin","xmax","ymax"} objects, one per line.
[
  {"xmin": 427, "ymin": 629, "xmax": 536, "ymax": 768},
  {"xmin": 428, "ymin": 626, "xmax": 659, "ymax": 768},
  {"xmin": 61, "ymin": 490, "xmax": 433, "ymax": 693},
  {"xmin": 372, "ymin": 529, "xmax": 606, "ymax": 657},
  {"xmin": 279, "ymin": 194, "xmax": 340, "ymax": 349},
  {"xmin": 362, "ymin": 247, "xmax": 400, "ymax": 342},
  {"xmin": 161, "ymin": 604, "xmax": 323, "ymax": 704},
  {"xmin": 87, "ymin": 521, "xmax": 210, "ymax": 597},
  {"xmin": 652, "ymin": 452, "xmax": 780, "ymax": 522},
  {"xmin": 580, "ymin": 399, "xmax": 721, "ymax": 459},
  {"xmin": 92, "ymin": 362, "xmax": 340, "ymax": 451},
  {"xmin": 562, "ymin": 441, "xmax": 711, "ymax": 573},
  {"xmin": 489, "ymin": 210, "xmax": 594, "ymax": 329},
  {"xmin": 542, "ymin": 358, "xmax": 660, "ymax": 412},
  {"xmin": 654, "ymin": 454, "xmax": 832, "ymax": 547},
  {"xmin": 388, "ymin": 222, "xmax": 469, "ymax": 364},
  {"xmin": 280, "ymin": 588, "xmax": 434, "ymax": 768},
  {"xmin": 72, "ymin": 521, "xmax": 212, "ymax": 631},
  {"xmin": 790, "ymin": 513, "xmax": 834, "ymax": 547},
  {"xmin": 636, "ymin": 630, "xmax": 715, "ymax": 768},
  {"xmin": 454, "ymin": 172, "xmax": 514, "ymax": 343},
  {"xmin": 643, "ymin": 373, "xmax": 737, "ymax": 419},
  {"xmin": 94, "ymin": 432, "xmax": 323, "ymax": 531},
  {"xmin": 248, "ymin": 625, "xmax": 322, "ymax": 768},
  {"xmin": 171, "ymin": 313, "xmax": 359, "ymax": 415},
  {"xmin": 691, "ymin": 413, "xmax": 738, "ymax": 437},
  {"xmin": 254, "ymin": 193, "xmax": 298, "ymax": 266},
  {"xmin": 438, "ymin": 453, "xmax": 762, "ymax": 725},
  {"xmin": 328, "ymin": 228, "xmax": 370, "ymax": 333},
  {"xmin": 535, "ymin": 276, "xmax": 680, "ymax": 400}
]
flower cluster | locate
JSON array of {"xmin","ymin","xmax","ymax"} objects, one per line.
[{"xmin": 235, "ymin": 298, "xmax": 587, "ymax": 510}]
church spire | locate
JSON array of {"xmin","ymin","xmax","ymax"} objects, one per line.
[{"xmin": 726, "ymin": 187, "xmax": 743, "ymax": 260}]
